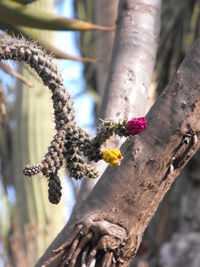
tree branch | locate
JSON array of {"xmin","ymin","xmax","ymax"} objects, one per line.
[
  {"xmin": 36, "ymin": 34, "xmax": 200, "ymax": 267},
  {"xmin": 100, "ymin": 0, "xmax": 161, "ymax": 119},
  {"xmin": 73, "ymin": 0, "xmax": 161, "ymax": 208}
]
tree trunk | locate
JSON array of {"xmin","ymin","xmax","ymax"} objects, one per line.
[
  {"xmin": 142, "ymin": 1, "xmax": 200, "ymax": 266},
  {"xmin": 36, "ymin": 36, "xmax": 200, "ymax": 266},
  {"xmin": 73, "ymin": 0, "xmax": 160, "ymax": 212}
]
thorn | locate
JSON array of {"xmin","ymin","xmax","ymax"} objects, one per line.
[
  {"xmin": 182, "ymin": 133, "xmax": 192, "ymax": 145},
  {"xmin": 118, "ymin": 257, "xmax": 124, "ymax": 263},
  {"xmin": 183, "ymin": 136, "xmax": 190, "ymax": 144},
  {"xmin": 169, "ymin": 164, "xmax": 174, "ymax": 174},
  {"xmin": 89, "ymin": 259, "xmax": 96, "ymax": 267},
  {"xmin": 193, "ymin": 134, "xmax": 198, "ymax": 144}
]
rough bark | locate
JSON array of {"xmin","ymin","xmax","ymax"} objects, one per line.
[
  {"xmin": 36, "ymin": 35, "xmax": 200, "ymax": 267},
  {"xmin": 74, "ymin": 0, "xmax": 161, "ymax": 208},
  {"xmin": 151, "ymin": 149, "xmax": 200, "ymax": 267},
  {"xmin": 141, "ymin": 2, "xmax": 200, "ymax": 266}
]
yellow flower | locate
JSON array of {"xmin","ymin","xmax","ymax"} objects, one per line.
[{"xmin": 102, "ymin": 149, "xmax": 123, "ymax": 166}]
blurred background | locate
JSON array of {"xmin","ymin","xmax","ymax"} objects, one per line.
[{"xmin": 0, "ymin": 0, "xmax": 200, "ymax": 266}]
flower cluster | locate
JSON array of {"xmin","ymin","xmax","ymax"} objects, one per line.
[
  {"xmin": 0, "ymin": 35, "xmax": 146, "ymax": 204},
  {"xmin": 102, "ymin": 149, "xmax": 123, "ymax": 166},
  {"xmin": 125, "ymin": 117, "xmax": 146, "ymax": 135}
]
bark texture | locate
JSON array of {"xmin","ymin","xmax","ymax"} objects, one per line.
[
  {"xmin": 100, "ymin": 0, "xmax": 161, "ymax": 120},
  {"xmin": 141, "ymin": 2, "xmax": 200, "ymax": 266},
  {"xmin": 36, "ymin": 36, "xmax": 200, "ymax": 267},
  {"xmin": 74, "ymin": 0, "xmax": 161, "ymax": 207}
]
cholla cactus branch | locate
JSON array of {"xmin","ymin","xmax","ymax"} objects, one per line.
[
  {"xmin": 65, "ymin": 147, "xmax": 98, "ymax": 179},
  {"xmin": 23, "ymin": 164, "xmax": 43, "ymax": 177},
  {"xmin": 0, "ymin": 35, "xmax": 75, "ymax": 131},
  {"xmin": 94, "ymin": 119, "xmax": 129, "ymax": 144},
  {"xmin": 41, "ymin": 130, "xmax": 66, "ymax": 177},
  {"xmin": 78, "ymin": 120, "xmax": 129, "ymax": 162},
  {"xmin": 0, "ymin": 35, "xmax": 146, "ymax": 204},
  {"xmin": 48, "ymin": 174, "xmax": 62, "ymax": 204}
]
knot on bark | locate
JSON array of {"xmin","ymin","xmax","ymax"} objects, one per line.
[{"xmin": 42, "ymin": 219, "xmax": 128, "ymax": 267}]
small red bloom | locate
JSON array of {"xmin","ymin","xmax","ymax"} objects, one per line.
[{"xmin": 125, "ymin": 117, "xmax": 146, "ymax": 135}]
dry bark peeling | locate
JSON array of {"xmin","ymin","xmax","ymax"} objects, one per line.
[{"xmin": 36, "ymin": 37, "xmax": 200, "ymax": 267}]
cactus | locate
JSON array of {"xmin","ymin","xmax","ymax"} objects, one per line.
[{"xmin": 0, "ymin": 34, "xmax": 146, "ymax": 204}]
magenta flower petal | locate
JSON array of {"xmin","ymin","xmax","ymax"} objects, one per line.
[{"xmin": 125, "ymin": 117, "xmax": 146, "ymax": 135}]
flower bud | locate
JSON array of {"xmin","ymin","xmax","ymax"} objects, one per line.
[
  {"xmin": 102, "ymin": 149, "xmax": 123, "ymax": 166},
  {"xmin": 125, "ymin": 117, "xmax": 146, "ymax": 135}
]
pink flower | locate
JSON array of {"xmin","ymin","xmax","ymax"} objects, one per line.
[{"xmin": 125, "ymin": 117, "xmax": 146, "ymax": 135}]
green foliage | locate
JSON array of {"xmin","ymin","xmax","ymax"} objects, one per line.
[
  {"xmin": 0, "ymin": 0, "xmax": 112, "ymax": 32},
  {"xmin": 0, "ymin": 0, "xmax": 113, "ymax": 63}
]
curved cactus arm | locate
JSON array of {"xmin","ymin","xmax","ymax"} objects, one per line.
[{"xmin": 0, "ymin": 35, "xmax": 146, "ymax": 204}]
